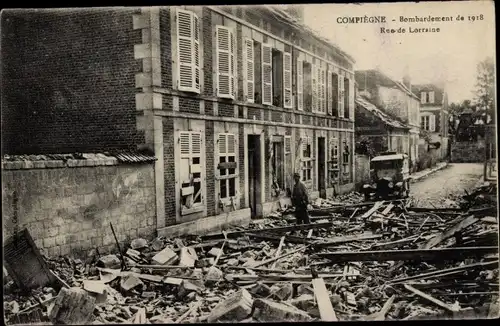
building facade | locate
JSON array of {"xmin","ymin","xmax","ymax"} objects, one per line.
[
  {"xmin": 1, "ymin": 6, "xmax": 356, "ymax": 230},
  {"xmin": 412, "ymin": 84, "xmax": 450, "ymax": 159},
  {"xmin": 354, "ymin": 70, "xmax": 420, "ymax": 165}
]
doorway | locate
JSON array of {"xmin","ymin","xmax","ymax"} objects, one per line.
[
  {"xmin": 248, "ymin": 135, "xmax": 262, "ymax": 218},
  {"xmin": 317, "ymin": 137, "xmax": 326, "ymax": 199}
]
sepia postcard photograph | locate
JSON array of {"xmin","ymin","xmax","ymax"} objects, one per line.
[{"xmin": 1, "ymin": 0, "xmax": 498, "ymax": 324}]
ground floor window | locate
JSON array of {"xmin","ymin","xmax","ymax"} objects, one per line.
[
  {"xmin": 328, "ymin": 137, "xmax": 339, "ymax": 186},
  {"xmin": 217, "ymin": 133, "xmax": 237, "ymax": 200},
  {"xmin": 301, "ymin": 136, "xmax": 312, "ymax": 182},
  {"xmin": 179, "ymin": 131, "xmax": 204, "ymax": 215}
]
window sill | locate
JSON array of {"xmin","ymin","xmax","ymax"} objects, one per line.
[{"xmin": 181, "ymin": 205, "xmax": 204, "ymax": 216}]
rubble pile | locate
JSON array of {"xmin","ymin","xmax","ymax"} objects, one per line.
[{"xmin": 3, "ymin": 183, "xmax": 499, "ymax": 324}]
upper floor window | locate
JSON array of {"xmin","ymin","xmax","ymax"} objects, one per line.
[
  {"xmin": 177, "ymin": 9, "xmax": 200, "ymax": 93},
  {"xmin": 421, "ymin": 114, "xmax": 436, "ymax": 131},
  {"xmin": 420, "ymin": 91, "xmax": 427, "ymax": 104},
  {"xmin": 344, "ymin": 77, "xmax": 350, "ymax": 119}
]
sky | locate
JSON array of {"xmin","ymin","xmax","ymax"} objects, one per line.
[{"xmin": 302, "ymin": 1, "xmax": 496, "ymax": 103}]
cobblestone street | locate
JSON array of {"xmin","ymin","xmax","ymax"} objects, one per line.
[{"xmin": 410, "ymin": 163, "xmax": 485, "ymax": 207}]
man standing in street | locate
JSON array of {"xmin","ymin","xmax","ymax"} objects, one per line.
[{"xmin": 291, "ymin": 172, "xmax": 311, "ymax": 224}]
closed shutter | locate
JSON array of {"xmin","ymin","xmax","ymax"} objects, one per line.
[
  {"xmin": 216, "ymin": 26, "xmax": 234, "ymax": 99},
  {"xmin": 262, "ymin": 44, "xmax": 273, "ymax": 105},
  {"xmin": 244, "ymin": 38, "xmax": 255, "ymax": 103},
  {"xmin": 429, "ymin": 114, "xmax": 436, "ymax": 132},
  {"xmin": 297, "ymin": 59, "xmax": 303, "ymax": 111},
  {"xmin": 218, "ymin": 134, "xmax": 227, "ymax": 155},
  {"xmin": 349, "ymin": 76, "xmax": 355, "ymax": 120},
  {"xmin": 180, "ymin": 132, "xmax": 191, "ymax": 158},
  {"xmin": 312, "ymin": 64, "xmax": 317, "ymax": 112},
  {"xmin": 227, "ymin": 134, "xmax": 235, "ymax": 154},
  {"xmin": 177, "ymin": 10, "xmax": 194, "ymax": 92},
  {"xmin": 338, "ymin": 74, "xmax": 344, "ymax": 118},
  {"xmin": 283, "ymin": 52, "xmax": 292, "ymax": 108},
  {"xmin": 230, "ymin": 32, "xmax": 236, "ymax": 99},
  {"xmin": 327, "ymin": 71, "xmax": 332, "ymax": 115}
]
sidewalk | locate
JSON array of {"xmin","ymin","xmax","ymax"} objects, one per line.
[{"xmin": 410, "ymin": 161, "xmax": 449, "ymax": 183}]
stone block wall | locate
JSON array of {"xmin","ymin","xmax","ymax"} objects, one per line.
[
  {"xmin": 2, "ymin": 158, "xmax": 156, "ymax": 258},
  {"xmin": 451, "ymin": 140, "xmax": 486, "ymax": 163}
]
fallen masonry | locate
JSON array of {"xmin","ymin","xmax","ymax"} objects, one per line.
[{"xmin": 3, "ymin": 184, "xmax": 499, "ymax": 324}]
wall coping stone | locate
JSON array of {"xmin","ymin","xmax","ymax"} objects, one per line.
[{"xmin": 1, "ymin": 153, "xmax": 154, "ymax": 171}]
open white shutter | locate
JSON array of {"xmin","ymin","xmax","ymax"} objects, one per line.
[
  {"xmin": 243, "ymin": 38, "xmax": 254, "ymax": 103},
  {"xmin": 321, "ymin": 68, "xmax": 326, "ymax": 113},
  {"xmin": 312, "ymin": 64, "xmax": 317, "ymax": 112},
  {"xmin": 193, "ymin": 14, "xmax": 200, "ymax": 91},
  {"xmin": 180, "ymin": 132, "xmax": 191, "ymax": 158},
  {"xmin": 429, "ymin": 91, "xmax": 435, "ymax": 104},
  {"xmin": 421, "ymin": 92, "xmax": 426, "ymax": 104},
  {"xmin": 218, "ymin": 134, "xmax": 227, "ymax": 156},
  {"xmin": 327, "ymin": 71, "xmax": 332, "ymax": 115},
  {"xmin": 429, "ymin": 114, "xmax": 436, "ymax": 132},
  {"xmin": 338, "ymin": 74, "xmax": 344, "ymax": 118},
  {"xmin": 349, "ymin": 77, "xmax": 355, "ymax": 120},
  {"xmin": 230, "ymin": 32, "xmax": 236, "ymax": 99},
  {"xmin": 216, "ymin": 26, "xmax": 233, "ymax": 99},
  {"xmin": 283, "ymin": 52, "xmax": 292, "ymax": 109},
  {"xmin": 297, "ymin": 59, "xmax": 303, "ymax": 111},
  {"xmin": 177, "ymin": 10, "xmax": 194, "ymax": 92},
  {"xmin": 262, "ymin": 44, "xmax": 273, "ymax": 105}
]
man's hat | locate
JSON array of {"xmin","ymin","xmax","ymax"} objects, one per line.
[{"xmin": 293, "ymin": 172, "xmax": 301, "ymax": 178}]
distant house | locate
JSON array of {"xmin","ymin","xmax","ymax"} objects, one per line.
[
  {"xmin": 354, "ymin": 69, "xmax": 420, "ymax": 166},
  {"xmin": 412, "ymin": 84, "xmax": 450, "ymax": 159}
]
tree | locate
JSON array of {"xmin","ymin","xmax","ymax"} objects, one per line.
[{"xmin": 474, "ymin": 57, "xmax": 495, "ymax": 124}]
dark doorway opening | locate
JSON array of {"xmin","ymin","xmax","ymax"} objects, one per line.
[
  {"xmin": 248, "ymin": 135, "xmax": 262, "ymax": 218},
  {"xmin": 318, "ymin": 137, "xmax": 326, "ymax": 199}
]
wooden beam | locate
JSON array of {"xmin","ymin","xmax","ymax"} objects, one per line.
[
  {"xmin": 404, "ymin": 284, "xmax": 460, "ymax": 312},
  {"xmin": 312, "ymin": 278, "xmax": 338, "ymax": 321},
  {"xmin": 312, "ymin": 233, "xmax": 384, "ymax": 248},
  {"xmin": 423, "ymin": 215, "xmax": 479, "ymax": 249},
  {"xmin": 361, "ymin": 201, "xmax": 384, "ymax": 219},
  {"xmin": 201, "ymin": 222, "xmax": 333, "ymax": 240},
  {"xmin": 314, "ymin": 246, "xmax": 498, "ymax": 263}
]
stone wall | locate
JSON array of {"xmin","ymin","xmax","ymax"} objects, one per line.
[
  {"xmin": 2, "ymin": 158, "xmax": 156, "ymax": 258},
  {"xmin": 451, "ymin": 139, "xmax": 486, "ymax": 163}
]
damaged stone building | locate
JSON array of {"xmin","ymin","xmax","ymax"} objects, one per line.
[{"xmin": 1, "ymin": 5, "xmax": 355, "ymax": 247}]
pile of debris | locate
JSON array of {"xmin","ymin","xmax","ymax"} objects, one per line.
[{"xmin": 3, "ymin": 183, "xmax": 499, "ymax": 324}]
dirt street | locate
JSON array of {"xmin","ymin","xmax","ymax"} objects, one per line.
[{"xmin": 410, "ymin": 163, "xmax": 485, "ymax": 207}]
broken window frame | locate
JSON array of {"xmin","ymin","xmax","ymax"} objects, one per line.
[
  {"xmin": 217, "ymin": 133, "xmax": 238, "ymax": 204},
  {"xmin": 179, "ymin": 131, "xmax": 204, "ymax": 216},
  {"xmin": 328, "ymin": 137, "xmax": 340, "ymax": 186},
  {"xmin": 301, "ymin": 136, "xmax": 313, "ymax": 183}
]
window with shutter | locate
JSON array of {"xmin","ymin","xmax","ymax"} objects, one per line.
[
  {"xmin": 217, "ymin": 133, "xmax": 238, "ymax": 201},
  {"xmin": 283, "ymin": 52, "xmax": 292, "ymax": 108},
  {"xmin": 230, "ymin": 32, "xmax": 236, "ymax": 99},
  {"xmin": 216, "ymin": 25, "xmax": 235, "ymax": 99},
  {"xmin": 421, "ymin": 92, "xmax": 427, "ymax": 104},
  {"xmin": 262, "ymin": 44, "xmax": 273, "ymax": 105},
  {"xmin": 177, "ymin": 9, "xmax": 200, "ymax": 93},
  {"xmin": 429, "ymin": 114, "xmax": 436, "ymax": 132},
  {"xmin": 284, "ymin": 136, "xmax": 292, "ymax": 190},
  {"xmin": 179, "ymin": 131, "xmax": 204, "ymax": 215},
  {"xmin": 429, "ymin": 91, "xmax": 435, "ymax": 104},
  {"xmin": 327, "ymin": 70, "xmax": 332, "ymax": 115},
  {"xmin": 297, "ymin": 59, "xmax": 304, "ymax": 111},
  {"xmin": 301, "ymin": 136, "xmax": 312, "ymax": 182},
  {"xmin": 349, "ymin": 77, "xmax": 355, "ymax": 120},
  {"xmin": 338, "ymin": 75, "xmax": 345, "ymax": 118},
  {"xmin": 243, "ymin": 38, "xmax": 255, "ymax": 103},
  {"xmin": 312, "ymin": 64, "xmax": 317, "ymax": 112},
  {"xmin": 328, "ymin": 137, "xmax": 339, "ymax": 186}
]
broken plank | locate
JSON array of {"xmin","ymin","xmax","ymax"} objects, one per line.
[
  {"xmin": 270, "ymin": 237, "xmax": 285, "ymax": 269},
  {"xmin": 390, "ymin": 260, "xmax": 499, "ymax": 284},
  {"xmin": 365, "ymin": 295, "xmax": 395, "ymax": 321},
  {"xmin": 370, "ymin": 235, "xmax": 419, "ymax": 250},
  {"xmin": 423, "ymin": 215, "xmax": 479, "ymax": 249},
  {"xmin": 175, "ymin": 301, "xmax": 202, "ymax": 323},
  {"xmin": 312, "ymin": 278, "xmax": 338, "ymax": 321},
  {"xmin": 226, "ymin": 273, "xmax": 346, "ymax": 282},
  {"xmin": 404, "ymin": 284, "xmax": 460, "ymax": 312},
  {"xmin": 314, "ymin": 246, "xmax": 497, "ymax": 263},
  {"xmin": 361, "ymin": 201, "xmax": 384, "ymax": 219},
  {"xmin": 200, "ymin": 222, "xmax": 333, "ymax": 240},
  {"xmin": 382, "ymin": 203, "xmax": 395, "ymax": 215},
  {"xmin": 253, "ymin": 245, "xmax": 309, "ymax": 268},
  {"xmin": 248, "ymin": 233, "xmax": 313, "ymax": 245},
  {"xmin": 312, "ymin": 233, "xmax": 384, "ymax": 248}
]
